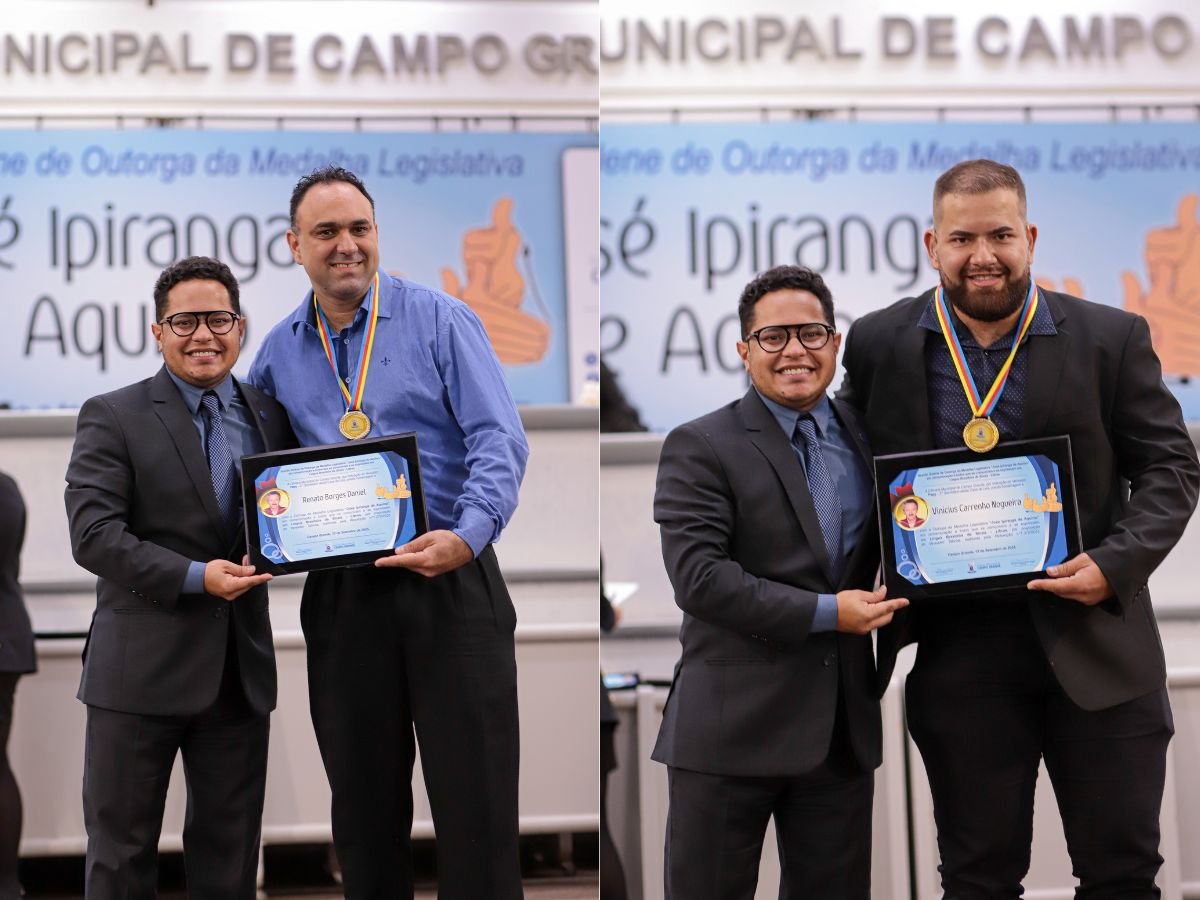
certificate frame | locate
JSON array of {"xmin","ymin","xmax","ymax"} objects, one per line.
[
  {"xmin": 241, "ymin": 433, "xmax": 428, "ymax": 576},
  {"xmin": 874, "ymin": 436, "xmax": 1082, "ymax": 601}
]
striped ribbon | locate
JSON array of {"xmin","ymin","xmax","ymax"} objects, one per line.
[
  {"xmin": 313, "ymin": 272, "xmax": 381, "ymax": 414},
  {"xmin": 933, "ymin": 280, "xmax": 1038, "ymax": 418}
]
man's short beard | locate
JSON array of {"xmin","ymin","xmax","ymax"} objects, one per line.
[{"xmin": 943, "ymin": 269, "xmax": 1031, "ymax": 323}]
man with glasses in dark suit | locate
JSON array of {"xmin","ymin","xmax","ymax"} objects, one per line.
[
  {"xmin": 65, "ymin": 256, "xmax": 294, "ymax": 898},
  {"xmin": 652, "ymin": 265, "xmax": 907, "ymax": 899}
]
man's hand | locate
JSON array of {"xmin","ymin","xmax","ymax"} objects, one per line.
[
  {"xmin": 375, "ymin": 530, "xmax": 473, "ymax": 577},
  {"xmin": 204, "ymin": 558, "xmax": 271, "ymax": 602},
  {"xmin": 1027, "ymin": 552, "xmax": 1113, "ymax": 605},
  {"xmin": 835, "ymin": 586, "xmax": 909, "ymax": 635}
]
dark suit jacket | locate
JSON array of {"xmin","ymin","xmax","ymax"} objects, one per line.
[
  {"xmin": 839, "ymin": 288, "xmax": 1200, "ymax": 710},
  {"xmin": 0, "ymin": 473, "xmax": 35, "ymax": 675},
  {"xmin": 65, "ymin": 367, "xmax": 296, "ymax": 717},
  {"xmin": 651, "ymin": 390, "xmax": 883, "ymax": 777}
]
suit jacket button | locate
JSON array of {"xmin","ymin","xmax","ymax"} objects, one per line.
[
  {"xmin": 823, "ymin": 653, "xmax": 836, "ymax": 667},
  {"xmin": 214, "ymin": 607, "xmax": 225, "ymax": 618}
]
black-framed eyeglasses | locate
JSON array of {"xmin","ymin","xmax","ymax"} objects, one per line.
[
  {"xmin": 159, "ymin": 310, "xmax": 241, "ymax": 337},
  {"xmin": 745, "ymin": 323, "xmax": 835, "ymax": 353}
]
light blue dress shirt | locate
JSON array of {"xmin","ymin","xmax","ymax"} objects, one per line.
[
  {"xmin": 165, "ymin": 371, "xmax": 264, "ymax": 594},
  {"xmin": 247, "ymin": 272, "xmax": 529, "ymax": 557},
  {"xmin": 756, "ymin": 391, "xmax": 873, "ymax": 632}
]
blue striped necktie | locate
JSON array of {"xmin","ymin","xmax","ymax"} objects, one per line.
[
  {"xmin": 200, "ymin": 390, "xmax": 238, "ymax": 530},
  {"xmin": 794, "ymin": 413, "xmax": 844, "ymax": 579}
]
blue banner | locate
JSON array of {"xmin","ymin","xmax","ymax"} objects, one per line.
[
  {"xmin": 0, "ymin": 128, "xmax": 597, "ymax": 407},
  {"xmin": 599, "ymin": 121, "xmax": 1200, "ymax": 429}
]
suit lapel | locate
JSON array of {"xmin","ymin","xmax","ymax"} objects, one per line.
[
  {"xmin": 739, "ymin": 390, "xmax": 835, "ymax": 582},
  {"xmin": 893, "ymin": 298, "xmax": 935, "ymax": 449},
  {"xmin": 831, "ymin": 398, "xmax": 881, "ymax": 590},
  {"xmin": 149, "ymin": 367, "xmax": 227, "ymax": 538},
  {"xmin": 1021, "ymin": 292, "xmax": 1070, "ymax": 440},
  {"xmin": 831, "ymin": 397, "xmax": 872, "ymax": 466},
  {"xmin": 236, "ymin": 379, "xmax": 280, "ymax": 452}
]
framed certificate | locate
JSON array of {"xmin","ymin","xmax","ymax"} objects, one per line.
[
  {"xmin": 874, "ymin": 437, "xmax": 1082, "ymax": 601},
  {"xmin": 240, "ymin": 433, "xmax": 428, "ymax": 575}
]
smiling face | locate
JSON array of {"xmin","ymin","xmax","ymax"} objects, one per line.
[
  {"xmin": 287, "ymin": 180, "xmax": 380, "ymax": 312},
  {"xmin": 266, "ymin": 492, "xmax": 283, "ymax": 513},
  {"xmin": 151, "ymin": 278, "xmax": 243, "ymax": 389},
  {"xmin": 737, "ymin": 288, "xmax": 840, "ymax": 412},
  {"xmin": 925, "ymin": 188, "xmax": 1038, "ymax": 324},
  {"xmin": 902, "ymin": 500, "xmax": 920, "ymax": 524}
]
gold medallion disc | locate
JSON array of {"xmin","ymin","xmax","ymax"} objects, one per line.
[
  {"xmin": 339, "ymin": 410, "xmax": 371, "ymax": 440},
  {"xmin": 963, "ymin": 417, "xmax": 1000, "ymax": 453}
]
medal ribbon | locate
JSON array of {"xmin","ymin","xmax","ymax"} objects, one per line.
[
  {"xmin": 933, "ymin": 280, "xmax": 1038, "ymax": 418},
  {"xmin": 313, "ymin": 272, "xmax": 381, "ymax": 413}
]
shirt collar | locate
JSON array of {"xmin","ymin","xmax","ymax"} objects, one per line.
[
  {"xmin": 917, "ymin": 285, "xmax": 1057, "ymax": 347},
  {"xmin": 166, "ymin": 369, "xmax": 235, "ymax": 416},
  {"xmin": 755, "ymin": 389, "xmax": 833, "ymax": 439},
  {"xmin": 291, "ymin": 270, "xmax": 393, "ymax": 334}
]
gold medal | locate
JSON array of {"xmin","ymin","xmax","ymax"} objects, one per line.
[
  {"xmin": 314, "ymin": 273, "xmax": 382, "ymax": 443},
  {"xmin": 934, "ymin": 282, "xmax": 1039, "ymax": 456},
  {"xmin": 963, "ymin": 417, "xmax": 999, "ymax": 453},
  {"xmin": 339, "ymin": 410, "xmax": 371, "ymax": 440}
]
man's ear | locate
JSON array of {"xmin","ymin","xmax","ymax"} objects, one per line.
[
  {"xmin": 286, "ymin": 230, "xmax": 302, "ymax": 265},
  {"xmin": 924, "ymin": 228, "xmax": 940, "ymax": 271}
]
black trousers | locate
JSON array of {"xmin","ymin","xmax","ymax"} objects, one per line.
[
  {"xmin": 906, "ymin": 606, "xmax": 1173, "ymax": 900},
  {"xmin": 82, "ymin": 647, "xmax": 268, "ymax": 900},
  {"xmin": 301, "ymin": 546, "xmax": 522, "ymax": 900},
  {"xmin": 663, "ymin": 705, "xmax": 873, "ymax": 900}
]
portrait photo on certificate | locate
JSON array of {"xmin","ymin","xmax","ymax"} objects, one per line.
[
  {"xmin": 874, "ymin": 437, "xmax": 1082, "ymax": 601},
  {"xmin": 240, "ymin": 433, "xmax": 428, "ymax": 575}
]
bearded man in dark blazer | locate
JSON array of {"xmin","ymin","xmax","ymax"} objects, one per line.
[
  {"xmin": 838, "ymin": 159, "xmax": 1200, "ymax": 898},
  {"xmin": 652, "ymin": 265, "xmax": 908, "ymax": 900},
  {"xmin": 65, "ymin": 256, "xmax": 295, "ymax": 898}
]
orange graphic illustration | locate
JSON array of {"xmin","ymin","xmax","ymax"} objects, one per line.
[
  {"xmin": 376, "ymin": 475, "xmax": 412, "ymax": 500},
  {"xmin": 1121, "ymin": 194, "xmax": 1200, "ymax": 377},
  {"xmin": 1024, "ymin": 483, "xmax": 1062, "ymax": 513},
  {"xmin": 441, "ymin": 198, "xmax": 551, "ymax": 366}
]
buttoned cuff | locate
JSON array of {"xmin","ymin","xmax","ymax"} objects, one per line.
[
  {"xmin": 812, "ymin": 593, "xmax": 838, "ymax": 633},
  {"xmin": 453, "ymin": 506, "xmax": 494, "ymax": 559},
  {"xmin": 183, "ymin": 561, "xmax": 207, "ymax": 595}
]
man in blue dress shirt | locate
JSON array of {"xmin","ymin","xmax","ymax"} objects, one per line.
[{"xmin": 249, "ymin": 167, "xmax": 529, "ymax": 899}]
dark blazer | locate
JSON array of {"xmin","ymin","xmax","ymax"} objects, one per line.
[
  {"xmin": 651, "ymin": 390, "xmax": 883, "ymax": 777},
  {"xmin": 839, "ymin": 288, "xmax": 1200, "ymax": 710},
  {"xmin": 0, "ymin": 473, "xmax": 35, "ymax": 675},
  {"xmin": 65, "ymin": 367, "xmax": 296, "ymax": 717}
]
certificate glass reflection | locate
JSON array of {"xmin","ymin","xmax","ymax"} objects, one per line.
[
  {"xmin": 241, "ymin": 433, "xmax": 428, "ymax": 575},
  {"xmin": 874, "ymin": 438, "xmax": 1081, "ymax": 601}
]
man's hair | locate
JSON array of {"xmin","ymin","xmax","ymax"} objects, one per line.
[
  {"xmin": 153, "ymin": 256, "xmax": 240, "ymax": 321},
  {"xmin": 738, "ymin": 265, "xmax": 835, "ymax": 338},
  {"xmin": 266, "ymin": 491, "xmax": 281, "ymax": 500},
  {"xmin": 903, "ymin": 499, "xmax": 918, "ymax": 509},
  {"xmin": 933, "ymin": 159, "xmax": 1028, "ymax": 222},
  {"xmin": 289, "ymin": 166, "xmax": 375, "ymax": 229}
]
